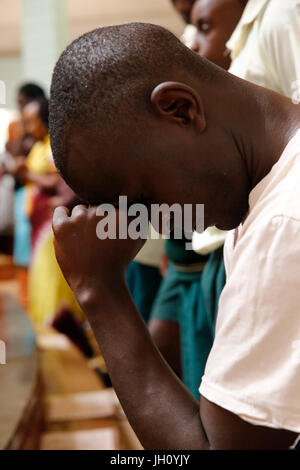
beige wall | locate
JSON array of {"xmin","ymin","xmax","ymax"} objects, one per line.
[
  {"xmin": 0, "ymin": 0, "xmax": 184, "ymax": 55},
  {"xmin": 0, "ymin": 56, "xmax": 22, "ymax": 108},
  {"xmin": 0, "ymin": 0, "xmax": 21, "ymax": 55},
  {"xmin": 0, "ymin": 0, "xmax": 184, "ymax": 108},
  {"xmin": 22, "ymin": 0, "xmax": 69, "ymax": 93},
  {"xmin": 68, "ymin": 0, "xmax": 184, "ymax": 41}
]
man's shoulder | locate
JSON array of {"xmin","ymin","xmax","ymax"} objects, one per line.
[
  {"xmin": 244, "ymin": 198, "xmax": 300, "ymax": 243},
  {"xmin": 249, "ymin": 132, "xmax": 300, "ymax": 226}
]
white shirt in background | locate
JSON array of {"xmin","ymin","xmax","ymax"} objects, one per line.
[
  {"xmin": 227, "ymin": 0, "xmax": 300, "ymax": 99},
  {"xmin": 194, "ymin": 0, "xmax": 300, "ymax": 256}
]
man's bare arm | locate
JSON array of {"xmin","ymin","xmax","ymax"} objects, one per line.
[{"xmin": 149, "ymin": 318, "xmax": 182, "ymax": 378}]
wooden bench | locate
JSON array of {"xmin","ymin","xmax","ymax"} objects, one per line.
[{"xmin": 37, "ymin": 329, "xmax": 143, "ymax": 450}]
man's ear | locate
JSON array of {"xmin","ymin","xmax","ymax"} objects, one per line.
[{"xmin": 151, "ymin": 81, "xmax": 206, "ymax": 133}]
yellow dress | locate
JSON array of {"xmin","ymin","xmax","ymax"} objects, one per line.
[
  {"xmin": 25, "ymin": 134, "xmax": 54, "ymax": 216},
  {"xmin": 27, "ymin": 135, "xmax": 83, "ymax": 328},
  {"xmin": 29, "ymin": 229, "xmax": 83, "ymax": 327}
]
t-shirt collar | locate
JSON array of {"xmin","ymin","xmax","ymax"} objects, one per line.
[{"xmin": 226, "ymin": 0, "xmax": 269, "ymax": 52}]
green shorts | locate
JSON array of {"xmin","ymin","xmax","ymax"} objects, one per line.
[
  {"xmin": 126, "ymin": 260, "xmax": 162, "ymax": 324},
  {"xmin": 150, "ymin": 247, "xmax": 225, "ymax": 399}
]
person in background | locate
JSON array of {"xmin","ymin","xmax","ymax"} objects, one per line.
[
  {"xmin": 170, "ymin": 0, "xmax": 197, "ymax": 47},
  {"xmin": 3, "ymin": 84, "xmax": 46, "ymax": 305},
  {"xmin": 193, "ymin": 0, "xmax": 300, "ymax": 259},
  {"xmin": 13, "ymin": 98, "xmax": 58, "ymax": 245},
  {"xmin": 6, "ymin": 83, "xmax": 46, "ymax": 159},
  {"xmin": 190, "ymin": 0, "xmax": 247, "ymax": 68},
  {"xmin": 11, "ymin": 98, "xmax": 83, "ymax": 329},
  {"xmin": 11, "ymin": 98, "xmax": 53, "ymax": 270},
  {"xmin": 227, "ymin": 0, "xmax": 300, "ymax": 99},
  {"xmin": 149, "ymin": 0, "xmax": 245, "ymax": 399}
]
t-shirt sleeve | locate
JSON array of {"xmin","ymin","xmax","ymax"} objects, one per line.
[{"xmin": 200, "ymin": 215, "xmax": 300, "ymax": 433}]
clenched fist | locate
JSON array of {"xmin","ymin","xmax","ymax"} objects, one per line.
[{"xmin": 52, "ymin": 205, "xmax": 146, "ymax": 307}]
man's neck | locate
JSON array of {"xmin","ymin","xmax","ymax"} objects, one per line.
[{"xmin": 235, "ymin": 83, "xmax": 300, "ymax": 190}]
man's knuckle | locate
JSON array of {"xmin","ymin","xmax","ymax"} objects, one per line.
[
  {"xmin": 72, "ymin": 212, "xmax": 85, "ymax": 222},
  {"xmin": 53, "ymin": 219, "xmax": 68, "ymax": 235}
]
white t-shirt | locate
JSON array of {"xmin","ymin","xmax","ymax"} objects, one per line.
[
  {"xmin": 227, "ymin": 0, "xmax": 300, "ymax": 100},
  {"xmin": 200, "ymin": 130, "xmax": 300, "ymax": 433},
  {"xmin": 134, "ymin": 236, "xmax": 165, "ymax": 267}
]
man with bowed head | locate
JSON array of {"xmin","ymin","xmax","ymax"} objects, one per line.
[{"xmin": 50, "ymin": 23, "xmax": 300, "ymax": 449}]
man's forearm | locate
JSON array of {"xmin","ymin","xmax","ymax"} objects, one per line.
[{"xmin": 79, "ymin": 281, "xmax": 209, "ymax": 450}]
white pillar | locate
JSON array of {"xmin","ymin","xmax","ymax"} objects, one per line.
[{"xmin": 21, "ymin": 0, "xmax": 68, "ymax": 94}]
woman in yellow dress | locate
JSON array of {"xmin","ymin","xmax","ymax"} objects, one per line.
[{"xmin": 13, "ymin": 98, "xmax": 83, "ymax": 328}]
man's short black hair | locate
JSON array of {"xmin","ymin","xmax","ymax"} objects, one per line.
[
  {"xmin": 18, "ymin": 83, "xmax": 46, "ymax": 100},
  {"xmin": 49, "ymin": 22, "xmax": 218, "ymax": 184}
]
